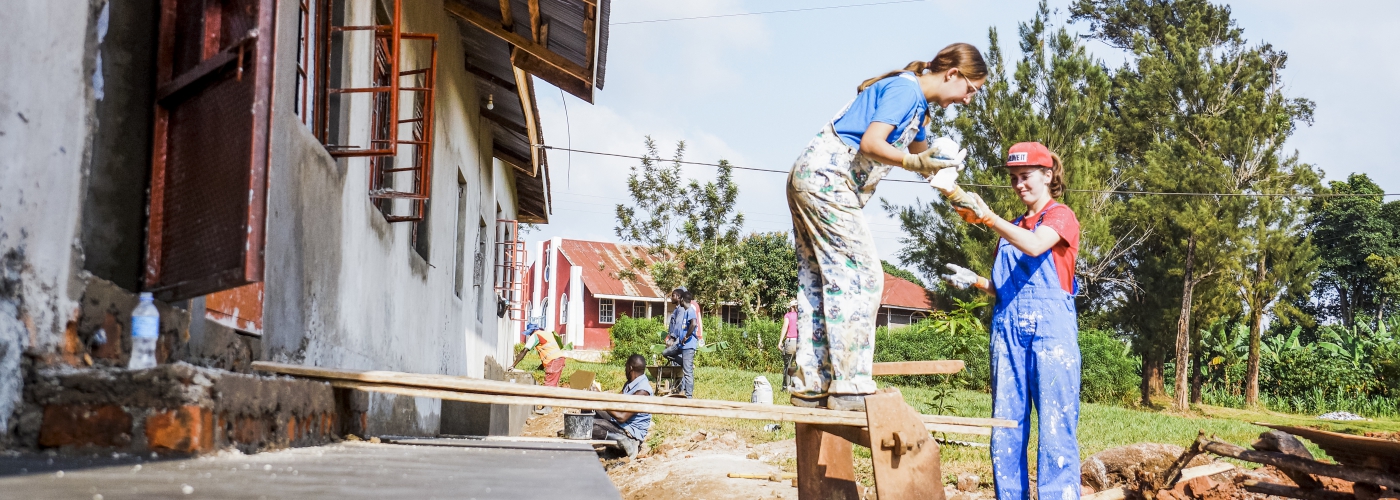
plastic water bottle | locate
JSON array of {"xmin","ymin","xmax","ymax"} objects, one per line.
[{"xmin": 127, "ymin": 292, "xmax": 159, "ymax": 369}]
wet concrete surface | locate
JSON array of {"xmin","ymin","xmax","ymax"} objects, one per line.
[{"xmin": 0, "ymin": 440, "xmax": 620, "ymax": 499}]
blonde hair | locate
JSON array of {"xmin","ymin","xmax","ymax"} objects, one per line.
[{"xmin": 857, "ymin": 43, "xmax": 988, "ymax": 93}]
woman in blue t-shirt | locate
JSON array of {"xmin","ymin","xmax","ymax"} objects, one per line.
[{"xmin": 785, "ymin": 43, "xmax": 986, "ymax": 411}]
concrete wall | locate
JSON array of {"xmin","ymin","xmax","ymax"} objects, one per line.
[
  {"xmin": 0, "ymin": 0, "xmax": 102, "ymax": 445},
  {"xmin": 79, "ymin": 0, "xmax": 157, "ymax": 291},
  {"xmin": 262, "ymin": 0, "xmax": 519, "ymax": 436}
]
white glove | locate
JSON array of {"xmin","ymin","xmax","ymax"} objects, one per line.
[
  {"xmin": 928, "ymin": 166, "xmax": 961, "ymax": 191},
  {"xmin": 942, "ymin": 263, "xmax": 986, "ymax": 290}
]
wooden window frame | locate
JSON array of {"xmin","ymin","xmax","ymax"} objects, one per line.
[{"xmin": 598, "ymin": 298, "xmax": 615, "ymax": 325}]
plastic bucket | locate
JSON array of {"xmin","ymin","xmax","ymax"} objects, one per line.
[{"xmin": 563, "ymin": 411, "xmax": 595, "ymax": 440}]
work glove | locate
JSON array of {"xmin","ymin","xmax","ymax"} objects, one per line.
[
  {"xmin": 902, "ymin": 136, "xmax": 967, "ymax": 176},
  {"xmin": 942, "ymin": 263, "xmax": 989, "ymax": 291},
  {"xmin": 952, "ymin": 191, "xmax": 996, "ymax": 225}
]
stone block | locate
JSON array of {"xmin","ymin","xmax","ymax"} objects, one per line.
[
  {"xmin": 38, "ymin": 404, "xmax": 132, "ymax": 448},
  {"xmin": 146, "ymin": 406, "xmax": 214, "ymax": 453}
]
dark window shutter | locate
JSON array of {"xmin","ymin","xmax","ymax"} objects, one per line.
[{"xmin": 145, "ymin": 0, "xmax": 276, "ymax": 301}]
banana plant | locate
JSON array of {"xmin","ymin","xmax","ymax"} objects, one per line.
[
  {"xmin": 1202, "ymin": 318, "xmax": 1249, "ymax": 389},
  {"xmin": 1261, "ymin": 326, "xmax": 1303, "ymax": 365},
  {"xmin": 1319, "ymin": 324, "xmax": 1375, "ymax": 370}
]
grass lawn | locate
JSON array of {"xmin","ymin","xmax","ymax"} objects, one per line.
[{"xmin": 524, "ymin": 353, "xmax": 1400, "ymax": 483}]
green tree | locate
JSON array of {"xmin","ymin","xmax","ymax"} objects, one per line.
[
  {"xmin": 614, "ymin": 137, "xmax": 691, "ymax": 252},
  {"xmin": 739, "ymin": 233, "xmax": 798, "ymax": 317},
  {"xmin": 1073, "ymin": 0, "xmax": 1317, "ymax": 410},
  {"xmin": 881, "ymin": 260, "xmax": 925, "ymax": 289},
  {"xmin": 883, "ymin": 3, "xmax": 1124, "ymax": 311},
  {"xmin": 1307, "ymin": 174, "xmax": 1399, "ymax": 328}
]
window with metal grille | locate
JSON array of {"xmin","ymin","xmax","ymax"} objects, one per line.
[
  {"xmin": 453, "ymin": 173, "xmax": 467, "ymax": 297},
  {"xmin": 494, "ymin": 219, "xmax": 527, "ymax": 320},
  {"xmin": 632, "ymin": 301, "xmax": 646, "ymax": 319},
  {"xmin": 145, "ymin": 0, "xmax": 277, "ymax": 302},
  {"xmin": 306, "ymin": 0, "xmax": 437, "ymax": 224},
  {"xmin": 598, "ymin": 298, "xmax": 615, "ymax": 324}
]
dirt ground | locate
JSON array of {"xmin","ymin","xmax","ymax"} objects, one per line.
[{"xmin": 522, "ymin": 408, "xmax": 984, "ymax": 500}]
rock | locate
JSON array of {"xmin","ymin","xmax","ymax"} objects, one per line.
[
  {"xmin": 957, "ymin": 473, "xmax": 979, "ymax": 492},
  {"xmin": 1080, "ymin": 443, "xmax": 1212, "ymax": 493},
  {"xmin": 691, "ymin": 430, "xmax": 709, "ymax": 442},
  {"xmin": 747, "ymin": 452, "xmax": 760, "ymax": 460}
]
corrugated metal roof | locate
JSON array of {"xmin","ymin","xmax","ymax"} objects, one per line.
[
  {"xmin": 558, "ymin": 239, "xmax": 671, "ymax": 299},
  {"xmin": 881, "ymin": 273, "xmax": 934, "ymax": 311}
]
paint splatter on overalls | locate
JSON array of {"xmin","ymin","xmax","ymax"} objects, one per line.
[
  {"xmin": 785, "ymin": 74, "xmax": 922, "ymax": 397},
  {"xmin": 989, "ymin": 202, "xmax": 1081, "ymax": 500}
]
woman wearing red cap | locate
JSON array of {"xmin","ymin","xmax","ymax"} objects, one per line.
[
  {"xmin": 944, "ymin": 142, "xmax": 1082, "ymax": 499},
  {"xmin": 785, "ymin": 43, "xmax": 986, "ymax": 411}
]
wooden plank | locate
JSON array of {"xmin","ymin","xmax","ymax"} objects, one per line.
[
  {"xmin": 797, "ymin": 423, "xmax": 860, "ymax": 500},
  {"xmin": 1082, "ymin": 462, "xmax": 1235, "ymax": 500},
  {"xmin": 496, "ymin": 0, "xmax": 513, "ymax": 31},
  {"xmin": 444, "ymin": 1, "xmax": 590, "ymax": 84},
  {"xmin": 252, "ymin": 362, "xmax": 1014, "ymax": 429},
  {"xmin": 1203, "ymin": 439, "xmax": 1400, "ymax": 490},
  {"xmin": 872, "ymin": 361, "xmax": 965, "ymax": 377},
  {"xmin": 326, "ymin": 380, "xmax": 990, "ymax": 436},
  {"xmin": 1241, "ymin": 480, "xmax": 1358, "ymax": 500},
  {"xmin": 867, "ymin": 389, "xmax": 944, "ymax": 500}
]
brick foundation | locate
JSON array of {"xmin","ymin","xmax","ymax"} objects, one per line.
[{"xmin": 23, "ymin": 362, "xmax": 349, "ymax": 455}]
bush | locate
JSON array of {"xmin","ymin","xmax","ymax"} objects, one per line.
[
  {"xmin": 696, "ymin": 316, "xmax": 785, "ymax": 373},
  {"xmin": 1078, "ymin": 328, "xmax": 1140, "ymax": 405},
  {"xmin": 875, "ymin": 321, "xmax": 991, "ymax": 391},
  {"xmin": 608, "ymin": 315, "xmax": 666, "ymax": 365}
]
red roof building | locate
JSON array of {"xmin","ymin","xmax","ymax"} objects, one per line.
[
  {"xmin": 877, "ymin": 272, "xmax": 937, "ymax": 329},
  {"xmin": 523, "ymin": 238, "xmax": 675, "ymax": 351}
]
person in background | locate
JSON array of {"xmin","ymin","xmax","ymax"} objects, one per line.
[
  {"xmin": 512, "ymin": 322, "xmax": 566, "ymax": 387},
  {"xmin": 779, "ymin": 299, "xmax": 799, "ymax": 388},
  {"xmin": 593, "ymin": 354, "xmax": 653, "ymax": 457},
  {"xmin": 943, "ymin": 141, "xmax": 1082, "ymax": 499},
  {"xmin": 662, "ymin": 287, "xmax": 699, "ymax": 398}
]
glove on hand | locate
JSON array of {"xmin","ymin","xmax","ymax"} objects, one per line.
[
  {"xmin": 902, "ymin": 136, "xmax": 967, "ymax": 176},
  {"xmin": 951, "ymin": 191, "xmax": 995, "ymax": 225},
  {"xmin": 942, "ymin": 263, "xmax": 987, "ymax": 290}
]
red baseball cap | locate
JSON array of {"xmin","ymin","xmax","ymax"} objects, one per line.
[{"xmin": 1004, "ymin": 142, "xmax": 1054, "ymax": 168}]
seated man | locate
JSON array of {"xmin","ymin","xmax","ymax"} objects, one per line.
[
  {"xmin": 512, "ymin": 323, "xmax": 565, "ymax": 387},
  {"xmin": 592, "ymin": 354, "xmax": 652, "ymax": 457}
]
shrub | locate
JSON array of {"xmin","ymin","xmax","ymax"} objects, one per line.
[
  {"xmin": 696, "ymin": 316, "xmax": 785, "ymax": 373},
  {"xmin": 1078, "ymin": 328, "xmax": 1140, "ymax": 405},
  {"xmin": 608, "ymin": 315, "xmax": 666, "ymax": 365},
  {"xmin": 875, "ymin": 321, "xmax": 991, "ymax": 391}
]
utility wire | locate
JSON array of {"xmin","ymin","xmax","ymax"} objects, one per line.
[
  {"xmin": 535, "ymin": 145, "xmax": 1400, "ymax": 198},
  {"xmin": 612, "ymin": 0, "xmax": 926, "ymax": 25}
]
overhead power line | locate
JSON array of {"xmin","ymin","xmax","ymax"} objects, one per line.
[
  {"xmin": 611, "ymin": 0, "xmax": 926, "ymax": 25},
  {"xmin": 534, "ymin": 145, "xmax": 1400, "ymax": 198}
]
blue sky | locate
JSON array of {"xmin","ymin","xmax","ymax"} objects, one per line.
[{"xmin": 528, "ymin": 0, "xmax": 1400, "ymax": 277}]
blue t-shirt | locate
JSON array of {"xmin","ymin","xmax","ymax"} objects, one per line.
[
  {"xmin": 668, "ymin": 305, "xmax": 699, "ymax": 350},
  {"xmin": 831, "ymin": 72, "xmax": 928, "ymax": 149},
  {"xmin": 618, "ymin": 374, "xmax": 653, "ymax": 441}
]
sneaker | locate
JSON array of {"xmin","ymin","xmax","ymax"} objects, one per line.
[
  {"xmin": 789, "ymin": 394, "xmax": 827, "ymax": 408},
  {"xmin": 617, "ymin": 437, "xmax": 639, "ymax": 457},
  {"xmin": 827, "ymin": 394, "xmax": 868, "ymax": 412}
]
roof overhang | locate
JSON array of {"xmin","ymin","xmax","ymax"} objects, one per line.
[
  {"xmin": 880, "ymin": 305, "xmax": 933, "ymax": 312},
  {"xmin": 445, "ymin": 0, "xmax": 609, "ymax": 224},
  {"xmin": 593, "ymin": 294, "xmax": 667, "ymax": 303}
]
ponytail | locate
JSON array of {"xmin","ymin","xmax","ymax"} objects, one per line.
[
  {"xmin": 1047, "ymin": 152, "xmax": 1066, "ymax": 199},
  {"xmin": 856, "ymin": 43, "xmax": 987, "ymax": 93}
]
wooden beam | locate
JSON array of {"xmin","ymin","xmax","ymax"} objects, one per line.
[
  {"xmin": 496, "ymin": 0, "xmax": 513, "ymax": 31},
  {"xmin": 494, "ymin": 144, "xmax": 534, "ymax": 176},
  {"xmin": 1203, "ymin": 439, "xmax": 1400, "ymax": 490},
  {"xmin": 582, "ymin": 4, "xmax": 595, "ymax": 72},
  {"xmin": 444, "ymin": 1, "xmax": 589, "ymax": 84},
  {"xmin": 513, "ymin": 66, "xmax": 542, "ymax": 173},
  {"xmin": 1241, "ymin": 481, "xmax": 1358, "ymax": 500},
  {"xmin": 328, "ymin": 380, "xmax": 992, "ymax": 436},
  {"xmin": 511, "ymin": 48, "xmax": 592, "ymax": 103},
  {"xmin": 527, "ymin": 0, "xmax": 540, "ymax": 42},
  {"xmin": 872, "ymin": 361, "xmax": 965, "ymax": 377},
  {"xmin": 251, "ymin": 361, "xmax": 1015, "ymax": 429}
]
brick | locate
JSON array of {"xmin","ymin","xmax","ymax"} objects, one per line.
[
  {"xmin": 39, "ymin": 404, "xmax": 132, "ymax": 448},
  {"xmin": 145, "ymin": 406, "xmax": 214, "ymax": 453},
  {"xmin": 60, "ymin": 320, "xmax": 84, "ymax": 367}
]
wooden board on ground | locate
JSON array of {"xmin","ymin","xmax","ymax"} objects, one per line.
[
  {"xmin": 867, "ymin": 388, "xmax": 945, "ymax": 500},
  {"xmin": 1259, "ymin": 423, "xmax": 1400, "ymax": 474},
  {"xmin": 872, "ymin": 361, "xmax": 965, "ymax": 376},
  {"xmin": 252, "ymin": 362, "xmax": 1014, "ymax": 430}
]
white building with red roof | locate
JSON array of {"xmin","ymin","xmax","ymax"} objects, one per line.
[{"xmin": 523, "ymin": 238, "xmax": 674, "ymax": 351}]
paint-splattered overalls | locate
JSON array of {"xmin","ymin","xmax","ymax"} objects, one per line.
[
  {"xmin": 785, "ymin": 73, "xmax": 923, "ymax": 397},
  {"xmin": 989, "ymin": 202, "xmax": 1081, "ymax": 500}
]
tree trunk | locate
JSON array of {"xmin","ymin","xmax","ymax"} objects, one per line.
[
  {"xmin": 1246, "ymin": 255, "xmax": 1266, "ymax": 408},
  {"xmin": 1141, "ymin": 347, "xmax": 1166, "ymax": 406},
  {"xmin": 1174, "ymin": 234, "xmax": 1198, "ymax": 411},
  {"xmin": 1190, "ymin": 336, "xmax": 1204, "ymax": 405}
]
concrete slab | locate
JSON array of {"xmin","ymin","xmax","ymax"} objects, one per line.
[{"xmin": 0, "ymin": 441, "xmax": 620, "ymax": 499}]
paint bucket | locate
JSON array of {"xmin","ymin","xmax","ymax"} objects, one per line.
[{"xmin": 563, "ymin": 411, "xmax": 594, "ymax": 440}]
